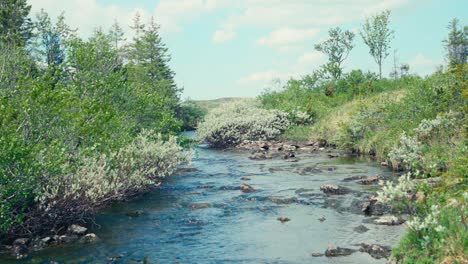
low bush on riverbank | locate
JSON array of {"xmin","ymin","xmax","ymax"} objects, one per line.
[{"xmin": 197, "ymin": 100, "xmax": 290, "ymax": 148}]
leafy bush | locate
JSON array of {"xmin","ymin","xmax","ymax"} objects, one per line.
[
  {"xmin": 28, "ymin": 130, "xmax": 189, "ymax": 234},
  {"xmin": 197, "ymin": 100, "xmax": 290, "ymax": 148}
]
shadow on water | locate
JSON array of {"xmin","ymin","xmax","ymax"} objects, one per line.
[{"xmin": 0, "ymin": 135, "xmax": 405, "ymax": 263}]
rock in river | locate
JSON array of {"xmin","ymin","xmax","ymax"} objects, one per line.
[
  {"xmin": 358, "ymin": 243, "xmax": 392, "ymax": 259},
  {"xmin": 240, "ymin": 184, "xmax": 256, "ymax": 193},
  {"xmin": 325, "ymin": 246, "xmax": 356, "ymax": 257},
  {"xmin": 373, "ymin": 215, "xmax": 405, "ymax": 225},
  {"xmin": 190, "ymin": 203, "xmax": 212, "ymax": 210},
  {"xmin": 320, "ymin": 184, "xmax": 349, "ymax": 195},
  {"xmin": 68, "ymin": 224, "xmax": 87, "ymax": 235},
  {"xmin": 277, "ymin": 217, "xmax": 291, "ymax": 223}
]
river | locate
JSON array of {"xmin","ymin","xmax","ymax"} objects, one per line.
[{"xmin": 0, "ymin": 136, "xmax": 405, "ymax": 263}]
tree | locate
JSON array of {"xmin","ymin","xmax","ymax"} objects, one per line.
[
  {"xmin": 443, "ymin": 18, "xmax": 467, "ymax": 68},
  {"xmin": 0, "ymin": 0, "xmax": 33, "ymax": 47},
  {"xmin": 109, "ymin": 20, "xmax": 125, "ymax": 49},
  {"xmin": 360, "ymin": 10, "xmax": 394, "ymax": 79},
  {"xmin": 34, "ymin": 10, "xmax": 65, "ymax": 67},
  {"xmin": 315, "ymin": 27, "xmax": 355, "ymax": 79}
]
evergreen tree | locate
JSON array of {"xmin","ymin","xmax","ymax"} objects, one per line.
[
  {"xmin": 34, "ymin": 10, "xmax": 65, "ymax": 67},
  {"xmin": 109, "ymin": 20, "xmax": 125, "ymax": 49},
  {"xmin": 0, "ymin": 0, "xmax": 33, "ymax": 47},
  {"xmin": 443, "ymin": 18, "xmax": 467, "ymax": 68}
]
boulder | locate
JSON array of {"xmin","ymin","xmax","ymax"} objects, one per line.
[
  {"xmin": 240, "ymin": 184, "xmax": 256, "ymax": 193},
  {"xmin": 358, "ymin": 175, "xmax": 382, "ymax": 185},
  {"xmin": 361, "ymin": 196, "xmax": 392, "ymax": 216},
  {"xmin": 358, "ymin": 243, "xmax": 391, "ymax": 259},
  {"xmin": 320, "ymin": 184, "xmax": 349, "ymax": 195},
  {"xmin": 373, "ymin": 215, "xmax": 405, "ymax": 225},
  {"xmin": 80, "ymin": 233, "xmax": 99, "ymax": 243},
  {"xmin": 277, "ymin": 216, "xmax": 291, "ymax": 223},
  {"xmin": 325, "ymin": 246, "xmax": 356, "ymax": 257},
  {"xmin": 318, "ymin": 216, "xmax": 326, "ymax": 222},
  {"xmin": 68, "ymin": 224, "xmax": 87, "ymax": 235}
]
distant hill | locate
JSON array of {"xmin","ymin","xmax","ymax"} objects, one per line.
[{"xmin": 190, "ymin": 97, "xmax": 250, "ymax": 112}]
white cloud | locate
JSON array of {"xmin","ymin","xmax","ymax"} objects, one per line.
[
  {"xmin": 237, "ymin": 70, "xmax": 280, "ymax": 84},
  {"xmin": 409, "ymin": 53, "xmax": 441, "ymax": 76},
  {"xmin": 214, "ymin": 0, "xmax": 408, "ymax": 44},
  {"xmin": 212, "ymin": 29, "xmax": 236, "ymax": 43},
  {"xmin": 297, "ymin": 51, "xmax": 324, "ymax": 65},
  {"xmin": 257, "ymin": 27, "xmax": 319, "ymax": 50}
]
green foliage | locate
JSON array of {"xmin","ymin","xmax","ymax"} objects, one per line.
[
  {"xmin": 0, "ymin": 0, "xmax": 33, "ymax": 47},
  {"xmin": 314, "ymin": 27, "xmax": 355, "ymax": 79},
  {"xmin": 360, "ymin": 10, "xmax": 394, "ymax": 79},
  {"xmin": 198, "ymin": 100, "xmax": 290, "ymax": 148},
  {"xmin": 443, "ymin": 18, "xmax": 467, "ymax": 68},
  {"xmin": 0, "ymin": 10, "xmax": 187, "ymax": 239},
  {"xmin": 178, "ymin": 100, "xmax": 207, "ymax": 131}
]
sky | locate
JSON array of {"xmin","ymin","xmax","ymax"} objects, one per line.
[{"xmin": 29, "ymin": 0, "xmax": 467, "ymax": 100}]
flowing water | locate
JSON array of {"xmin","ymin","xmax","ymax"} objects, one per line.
[{"xmin": 1, "ymin": 136, "xmax": 406, "ymax": 263}]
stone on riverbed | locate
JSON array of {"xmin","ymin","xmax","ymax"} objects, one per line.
[
  {"xmin": 325, "ymin": 246, "xmax": 356, "ymax": 257},
  {"xmin": 126, "ymin": 210, "xmax": 147, "ymax": 217},
  {"xmin": 268, "ymin": 196, "xmax": 298, "ymax": 204},
  {"xmin": 353, "ymin": 225, "xmax": 369, "ymax": 233},
  {"xmin": 357, "ymin": 243, "xmax": 392, "ymax": 259},
  {"xmin": 358, "ymin": 175, "xmax": 382, "ymax": 185},
  {"xmin": 373, "ymin": 215, "xmax": 405, "ymax": 225},
  {"xmin": 190, "ymin": 203, "xmax": 212, "ymax": 210},
  {"xmin": 240, "ymin": 184, "xmax": 256, "ymax": 193},
  {"xmin": 249, "ymin": 152, "xmax": 272, "ymax": 160},
  {"xmin": 277, "ymin": 216, "xmax": 291, "ymax": 223},
  {"xmin": 320, "ymin": 184, "xmax": 349, "ymax": 195},
  {"xmin": 240, "ymin": 177, "xmax": 251, "ymax": 181}
]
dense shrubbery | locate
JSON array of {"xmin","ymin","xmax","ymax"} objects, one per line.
[
  {"xmin": 197, "ymin": 100, "xmax": 290, "ymax": 148},
  {"xmin": 0, "ymin": 7, "xmax": 189, "ymax": 240}
]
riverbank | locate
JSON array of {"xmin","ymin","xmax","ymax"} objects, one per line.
[{"xmin": 0, "ymin": 141, "xmax": 407, "ymax": 263}]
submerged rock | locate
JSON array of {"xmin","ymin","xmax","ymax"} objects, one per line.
[
  {"xmin": 56, "ymin": 234, "xmax": 79, "ymax": 244},
  {"xmin": 240, "ymin": 177, "xmax": 251, "ymax": 181},
  {"xmin": 342, "ymin": 175, "xmax": 366, "ymax": 182},
  {"xmin": 320, "ymin": 184, "xmax": 349, "ymax": 195},
  {"xmin": 126, "ymin": 210, "xmax": 147, "ymax": 217},
  {"xmin": 311, "ymin": 252, "xmax": 324, "ymax": 257},
  {"xmin": 240, "ymin": 184, "xmax": 256, "ymax": 193},
  {"xmin": 277, "ymin": 216, "xmax": 291, "ymax": 223},
  {"xmin": 268, "ymin": 196, "xmax": 298, "ymax": 205},
  {"xmin": 358, "ymin": 243, "xmax": 392, "ymax": 259},
  {"xmin": 249, "ymin": 152, "xmax": 272, "ymax": 160},
  {"xmin": 190, "ymin": 203, "xmax": 212, "ymax": 210},
  {"xmin": 373, "ymin": 215, "xmax": 405, "ymax": 225},
  {"xmin": 325, "ymin": 246, "xmax": 356, "ymax": 257},
  {"xmin": 318, "ymin": 216, "xmax": 326, "ymax": 222},
  {"xmin": 353, "ymin": 225, "xmax": 370, "ymax": 233}
]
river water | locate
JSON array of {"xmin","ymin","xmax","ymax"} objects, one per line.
[{"xmin": 1, "ymin": 139, "xmax": 406, "ymax": 263}]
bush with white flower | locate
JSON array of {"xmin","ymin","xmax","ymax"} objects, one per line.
[{"xmin": 197, "ymin": 100, "xmax": 290, "ymax": 148}]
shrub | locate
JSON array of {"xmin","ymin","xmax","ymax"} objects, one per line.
[
  {"xmin": 20, "ymin": 130, "xmax": 190, "ymax": 236},
  {"xmin": 197, "ymin": 100, "xmax": 290, "ymax": 148},
  {"xmin": 388, "ymin": 133, "xmax": 423, "ymax": 171}
]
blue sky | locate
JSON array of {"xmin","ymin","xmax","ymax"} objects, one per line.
[{"xmin": 29, "ymin": 0, "xmax": 467, "ymax": 100}]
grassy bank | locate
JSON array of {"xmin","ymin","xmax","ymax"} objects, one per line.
[{"xmin": 258, "ymin": 65, "xmax": 467, "ymax": 263}]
